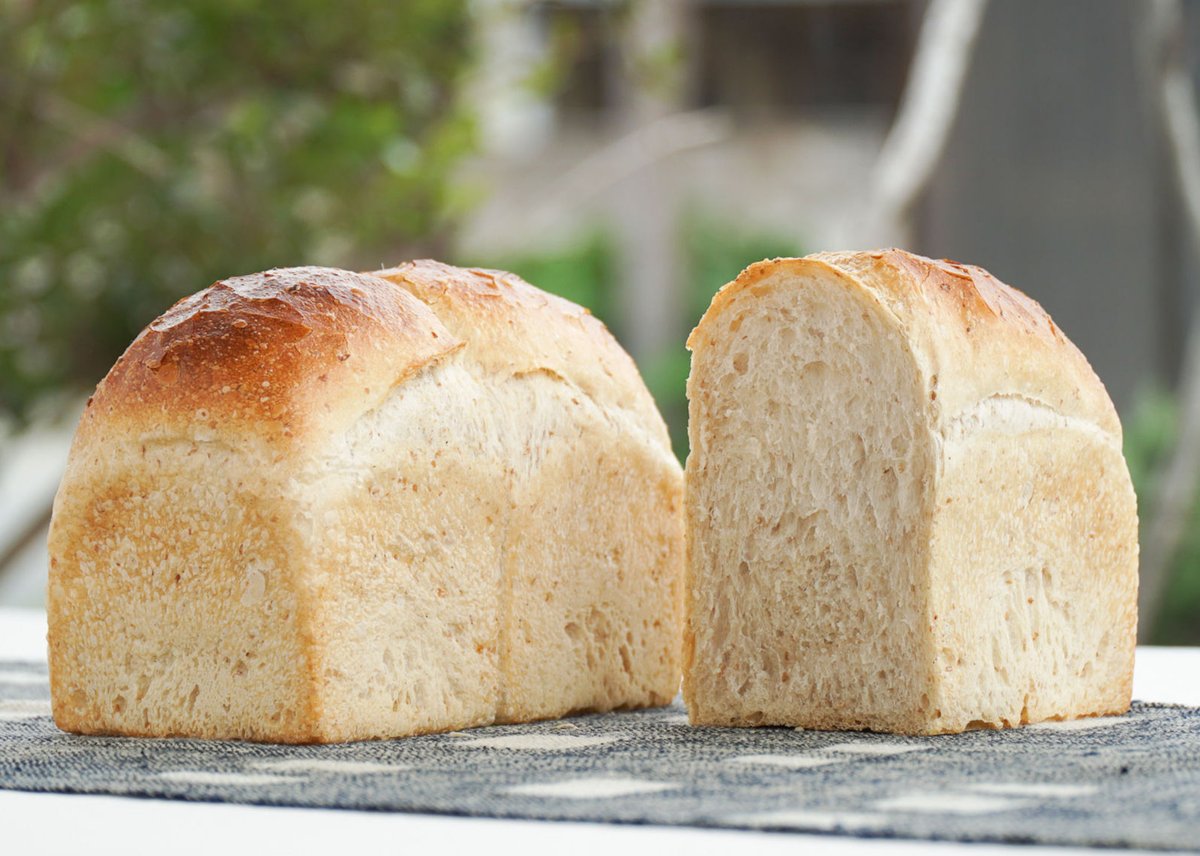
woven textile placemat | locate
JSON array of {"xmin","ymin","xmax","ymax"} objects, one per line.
[{"xmin": 3, "ymin": 660, "xmax": 1200, "ymax": 851}]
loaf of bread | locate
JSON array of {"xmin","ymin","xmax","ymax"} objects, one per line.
[
  {"xmin": 683, "ymin": 249, "xmax": 1138, "ymax": 734},
  {"xmin": 48, "ymin": 263, "xmax": 683, "ymax": 743}
]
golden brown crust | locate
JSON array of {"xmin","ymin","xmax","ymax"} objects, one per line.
[
  {"xmin": 81, "ymin": 267, "xmax": 460, "ymax": 446},
  {"xmin": 883, "ymin": 251, "xmax": 1064, "ymax": 345}
]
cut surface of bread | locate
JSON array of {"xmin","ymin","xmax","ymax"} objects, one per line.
[
  {"xmin": 683, "ymin": 250, "xmax": 1137, "ymax": 735},
  {"xmin": 48, "ymin": 264, "xmax": 682, "ymax": 743}
]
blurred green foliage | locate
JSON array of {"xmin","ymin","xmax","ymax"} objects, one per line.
[
  {"xmin": 1124, "ymin": 387, "xmax": 1200, "ymax": 645},
  {"xmin": 485, "ymin": 230, "xmax": 619, "ymax": 327},
  {"xmin": 487, "ymin": 213, "xmax": 803, "ymax": 461},
  {"xmin": 0, "ymin": 0, "xmax": 475, "ymax": 427}
]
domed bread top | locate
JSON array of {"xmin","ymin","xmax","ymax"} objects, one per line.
[
  {"xmin": 689, "ymin": 249, "xmax": 1121, "ymax": 443},
  {"xmin": 75, "ymin": 267, "xmax": 459, "ymax": 447},
  {"xmin": 376, "ymin": 260, "xmax": 673, "ymax": 455}
]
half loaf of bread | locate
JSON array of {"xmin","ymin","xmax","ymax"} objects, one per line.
[
  {"xmin": 48, "ymin": 263, "xmax": 683, "ymax": 742},
  {"xmin": 683, "ymin": 249, "xmax": 1137, "ymax": 734}
]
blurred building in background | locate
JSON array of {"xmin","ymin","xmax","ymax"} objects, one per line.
[
  {"xmin": 3, "ymin": 0, "xmax": 1200, "ymax": 641},
  {"xmin": 459, "ymin": 0, "xmax": 1177, "ymax": 413}
]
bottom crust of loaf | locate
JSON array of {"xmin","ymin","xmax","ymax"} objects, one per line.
[{"xmin": 686, "ymin": 697, "xmax": 1134, "ymax": 736}]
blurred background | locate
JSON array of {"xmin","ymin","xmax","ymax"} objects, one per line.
[{"xmin": 2, "ymin": 0, "xmax": 1199, "ymax": 643}]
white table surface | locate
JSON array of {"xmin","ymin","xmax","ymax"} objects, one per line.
[{"xmin": 1, "ymin": 607, "xmax": 1194, "ymax": 856}]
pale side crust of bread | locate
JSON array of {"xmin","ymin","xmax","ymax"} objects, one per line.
[
  {"xmin": 49, "ymin": 264, "xmax": 682, "ymax": 743},
  {"xmin": 928, "ymin": 404, "xmax": 1136, "ymax": 733},
  {"xmin": 375, "ymin": 262, "xmax": 682, "ymax": 723},
  {"xmin": 376, "ymin": 261, "xmax": 674, "ymax": 448},
  {"xmin": 684, "ymin": 249, "xmax": 1137, "ymax": 735},
  {"xmin": 49, "ymin": 445, "xmax": 319, "ymax": 742}
]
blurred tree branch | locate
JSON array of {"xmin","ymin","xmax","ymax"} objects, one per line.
[
  {"xmin": 0, "ymin": 503, "xmax": 53, "ymax": 579},
  {"xmin": 612, "ymin": 0, "xmax": 690, "ymax": 362},
  {"xmin": 854, "ymin": 0, "xmax": 989, "ymax": 247},
  {"xmin": 37, "ymin": 94, "xmax": 172, "ymax": 180},
  {"xmin": 1137, "ymin": 0, "xmax": 1200, "ymax": 640}
]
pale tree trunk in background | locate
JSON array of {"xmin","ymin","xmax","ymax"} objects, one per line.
[
  {"xmin": 1136, "ymin": 0, "xmax": 1200, "ymax": 640},
  {"xmin": 466, "ymin": 0, "xmax": 553, "ymax": 161},
  {"xmin": 852, "ymin": 0, "xmax": 989, "ymax": 248},
  {"xmin": 612, "ymin": 0, "xmax": 690, "ymax": 361}
]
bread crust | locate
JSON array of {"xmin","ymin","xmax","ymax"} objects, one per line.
[
  {"xmin": 376, "ymin": 261, "xmax": 682, "ymax": 725},
  {"xmin": 76, "ymin": 266, "xmax": 461, "ymax": 446},
  {"xmin": 376, "ymin": 260, "xmax": 674, "ymax": 450}
]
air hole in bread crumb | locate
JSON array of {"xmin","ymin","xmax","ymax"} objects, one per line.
[
  {"xmin": 112, "ymin": 695, "xmax": 126, "ymax": 714},
  {"xmin": 732, "ymin": 353, "xmax": 749, "ymax": 374},
  {"xmin": 738, "ymin": 560, "xmax": 750, "ymax": 575}
]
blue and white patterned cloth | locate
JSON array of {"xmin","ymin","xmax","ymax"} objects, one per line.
[{"xmin": 2, "ymin": 659, "xmax": 1198, "ymax": 850}]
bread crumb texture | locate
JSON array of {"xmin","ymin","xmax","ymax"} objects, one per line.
[
  {"xmin": 683, "ymin": 249, "xmax": 1137, "ymax": 735},
  {"xmin": 48, "ymin": 264, "xmax": 683, "ymax": 743}
]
